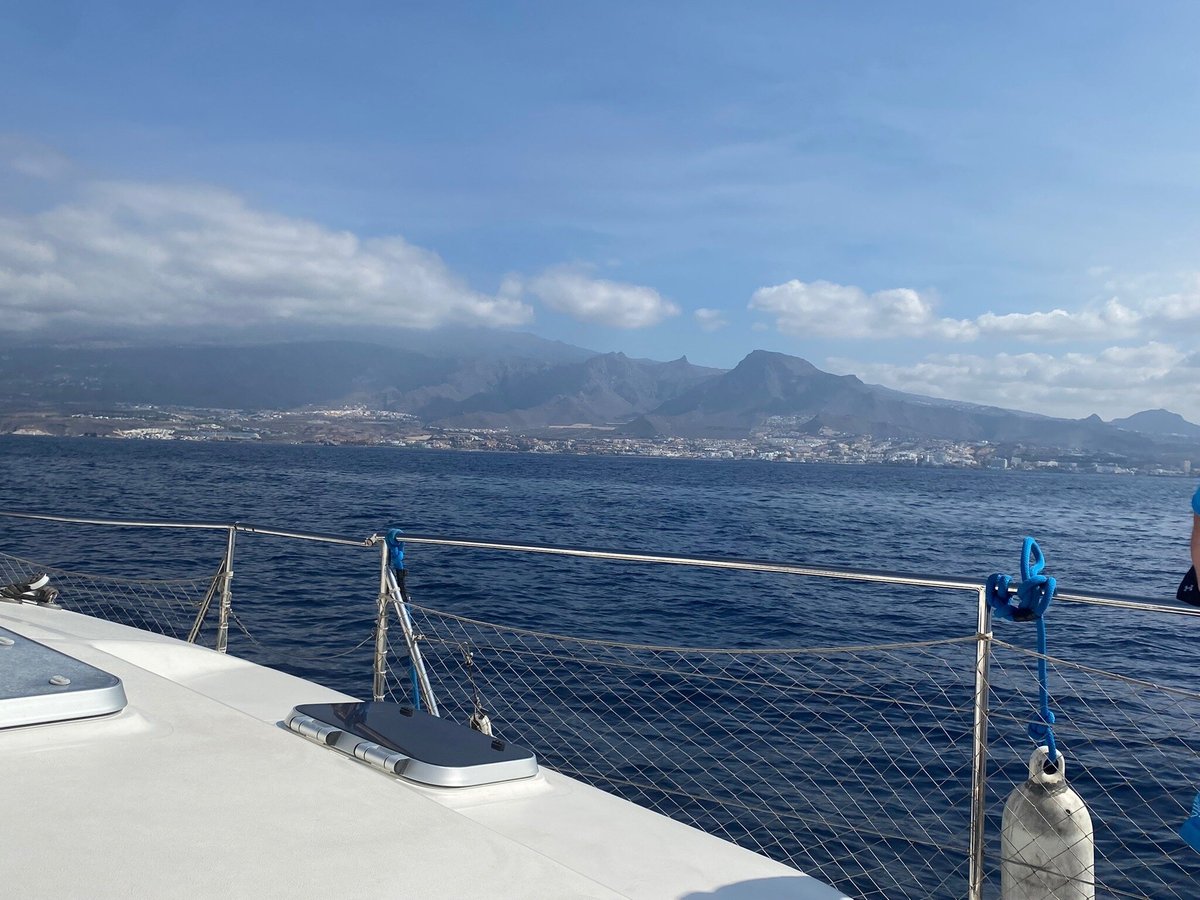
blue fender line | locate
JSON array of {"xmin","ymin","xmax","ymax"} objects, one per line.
[
  {"xmin": 384, "ymin": 526, "xmax": 422, "ymax": 711},
  {"xmin": 986, "ymin": 537, "xmax": 1058, "ymax": 762},
  {"xmin": 385, "ymin": 527, "xmax": 406, "ymax": 572},
  {"xmin": 1181, "ymin": 792, "xmax": 1200, "ymax": 853}
]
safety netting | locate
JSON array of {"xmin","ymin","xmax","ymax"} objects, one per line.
[
  {"xmin": 0, "ymin": 549, "xmax": 221, "ymax": 642},
  {"xmin": 392, "ymin": 603, "xmax": 979, "ymax": 899},
  {"xmin": 391, "ymin": 602, "xmax": 1200, "ymax": 900}
]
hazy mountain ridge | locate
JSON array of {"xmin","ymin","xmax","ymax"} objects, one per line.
[
  {"xmin": 632, "ymin": 350, "xmax": 1101, "ymax": 444},
  {"xmin": 419, "ymin": 353, "xmax": 722, "ymax": 428},
  {"xmin": 1, "ymin": 337, "xmax": 1197, "ymax": 454},
  {"xmin": 1110, "ymin": 409, "xmax": 1200, "ymax": 438},
  {"xmin": 0, "ymin": 342, "xmax": 457, "ymax": 410}
]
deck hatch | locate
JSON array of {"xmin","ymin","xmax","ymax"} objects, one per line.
[
  {"xmin": 0, "ymin": 626, "xmax": 127, "ymax": 729},
  {"xmin": 288, "ymin": 701, "xmax": 538, "ymax": 787}
]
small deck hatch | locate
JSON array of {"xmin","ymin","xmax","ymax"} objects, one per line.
[
  {"xmin": 287, "ymin": 701, "xmax": 538, "ymax": 787},
  {"xmin": 0, "ymin": 627, "xmax": 127, "ymax": 729}
]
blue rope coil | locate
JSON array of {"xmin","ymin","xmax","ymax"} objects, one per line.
[
  {"xmin": 987, "ymin": 537, "xmax": 1058, "ymax": 762},
  {"xmin": 385, "ymin": 527, "xmax": 406, "ymax": 572},
  {"xmin": 384, "ymin": 526, "xmax": 421, "ymax": 711}
]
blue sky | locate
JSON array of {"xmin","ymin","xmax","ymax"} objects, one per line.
[{"xmin": 3, "ymin": 2, "xmax": 1200, "ymax": 420}]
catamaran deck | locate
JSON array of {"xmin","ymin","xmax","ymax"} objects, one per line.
[
  {"xmin": 5, "ymin": 511, "xmax": 1199, "ymax": 897},
  {"xmin": 0, "ymin": 600, "xmax": 847, "ymax": 899}
]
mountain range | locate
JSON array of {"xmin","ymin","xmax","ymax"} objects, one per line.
[{"xmin": 2, "ymin": 333, "xmax": 1198, "ymax": 455}]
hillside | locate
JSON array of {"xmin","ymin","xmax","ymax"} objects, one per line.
[{"xmin": 3, "ymin": 340, "xmax": 1198, "ymax": 458}]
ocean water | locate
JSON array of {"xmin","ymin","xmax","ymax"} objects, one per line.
[
  {"xmin": 1, "ymin": 436, "xmax": 1192, "ymax": 655},
  {"xmin": 2, "ymin": 436, "xmax": 1197, "ymax": 897}
]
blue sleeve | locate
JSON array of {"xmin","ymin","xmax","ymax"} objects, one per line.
[{"xmin": 1193, "ymin": 484, "xmax": 1200, "ymax": 516}]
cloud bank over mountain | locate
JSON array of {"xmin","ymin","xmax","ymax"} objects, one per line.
[
  {"xmin": 0, "ymin": 180, "xmax": 534, "ymax": 334},
  {"xmin": 4, "ymin": 150, "xmax": 1200, "ymax": 422},
  {"xmin": 748, "ymin": 278, "xmax": 1195, "ymax": 344},
  {"xmin": 835, "ymin": 342, "xmax": 1200, "ymax": 422},
  {"xmin": 522, "ymin": 266, "xmax": 680, "ymax": 329},
  {"xmin": 0, "ymin": 168, "xmax": 680, "ymax": 338},
  {"xmin": 746, "ymin": 275, "xmax": 1200, "ymax": 420},
  {"xmin": 749, "ymin": 281, "xmax": 973, "ymax": 340}
]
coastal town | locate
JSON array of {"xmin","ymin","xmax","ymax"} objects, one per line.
[{"xmin": 2, "ymin": 404, "xmax": 1194, "ymax": 477}]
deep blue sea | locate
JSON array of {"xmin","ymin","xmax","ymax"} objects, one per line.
[
  {"xmin": 1, "ymin": 436, "xmax": 1193, "ymax": 662},
  {"xmin": 2, "ymin": 436, "xmax": 1198, "ymax": 898}
]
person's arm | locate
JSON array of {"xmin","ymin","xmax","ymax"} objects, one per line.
[{"xmin": 1192, "ymin": 514, "xmax": 1200, "ymax": 573}]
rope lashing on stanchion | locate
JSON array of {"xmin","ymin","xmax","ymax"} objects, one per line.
[
  {"xmin": 385, "ymin": 527, "xmax": 424, "ymax": 711},
  {"xmin": 986, "ymin": 536, "xmax": 1059, "ymax": 762},
  {"xmin": 386, "ymin": 526, "xmax": 406, "ymax": 572}
]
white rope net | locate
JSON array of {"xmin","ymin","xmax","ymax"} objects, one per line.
[
  {"xmin": 0, "ymin": 549, "xmax": 221, "ymax": 643},
  {"xmin": 986, "ymin": 641, "xmax": 1200, "ymax": 899},
  {"xmin": 391, "ymin": 603, "xmax": 1200, "ymax": 900},
  {"xmin": 392, "ymin": 603, "xmax": 979, "ymax": 899}
]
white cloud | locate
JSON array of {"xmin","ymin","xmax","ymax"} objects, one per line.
[
  {"xmin": 1139, "ymin": 275, "xmax": 1200, "ymax": 327},
  {"xmin": 749, "ymin": 279, "xmax": 975, "ymax": 339},
  {"xmin": 749, "ymin": 277, "xmax": 1184, "ymax": 343},
  {"xmin": 694, "ymin": 307, "xmax": 727, "ymax": 331},
  {"xmin": 525, "ymin": 266, "xmax": 680, "ymax": 329},
  {"xmin": 830, "ymin": 342, "xmax": 1200, "ymax": 421},
  {"xmin": 0, "ymin": 180, "xmax": 532, "ymax": 333},
  {"xmin": 974, "ymin": 297, "xmax": 1142, "ymax": 341},
  {"xmin": 0, "ymin": 135, "xmax": 73, "ymax": 180}
]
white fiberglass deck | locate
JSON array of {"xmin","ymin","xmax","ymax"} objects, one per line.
[{"xmin": 0, "ymin": 602, "xmax": 848, "ymax": 899}]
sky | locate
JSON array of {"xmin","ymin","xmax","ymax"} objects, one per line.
[{"xmin": 2, "ymin": 2, "xmax": 1200, "ymax": 421}]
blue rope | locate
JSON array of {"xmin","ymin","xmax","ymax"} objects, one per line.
[
  {"xmin": 384, "ymin": 526, "xmax": 422, "ymax": 711},
  {"xmin": 410, "ymin": 664, "xmax": 422, "ymax": 712},
  {"xmin": 986, "ymin": 536, "xmax": 1058, "ymax": 762},
  {"xmin": 1180, "ymin": 791, "xmax": 1200, "ymax": 853},
  {"xmin": 385, "ymin": 527, "xmax": 405, "ymax": 572},
  {"xmin": 1030, "ymin": 616, "xmax": 1057, "ymax": 761}
]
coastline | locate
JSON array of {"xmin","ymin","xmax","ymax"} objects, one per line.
[{"xmin": 1, "ymin": 424, "xmax": 1192, "ymax": 477}]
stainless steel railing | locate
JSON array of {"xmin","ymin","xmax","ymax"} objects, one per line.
[
  {"xmin": 0, "ymin": 509, "xmax": 375, "ymax": 546},
  {"xmin": 7, "ymin": 509, "xmax": 1190, "ymax": 613}
]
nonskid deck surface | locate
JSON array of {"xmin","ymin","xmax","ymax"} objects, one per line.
[{"xmin": 0, "ymin": 603, "xmax": 848, "ymax": 899}]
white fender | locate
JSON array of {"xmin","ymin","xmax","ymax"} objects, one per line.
[{"xmin": 1001, "ymin": 745, "xmax": 1095, "ymax": 900}]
